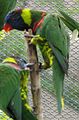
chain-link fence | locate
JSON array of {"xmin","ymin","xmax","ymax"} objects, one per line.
[{"xmin": 0, "ymin": 0, "xmax": 79, "ymax": 120}]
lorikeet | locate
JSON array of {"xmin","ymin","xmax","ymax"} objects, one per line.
[
  {"xmin": 0, "ymin": 56, "xmax": 37, "ymax": 120},
  {"xmin": 3, "ymin": 8, "xmax": 70, "ymax": 112},
  {"xmin": 0, "ymin": 0, "xmax": 16, "ymax": 30}
]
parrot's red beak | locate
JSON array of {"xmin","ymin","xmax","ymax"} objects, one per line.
[{"xmin": 3, "ymin": 23, "xmax": 13, "ymax": 32}]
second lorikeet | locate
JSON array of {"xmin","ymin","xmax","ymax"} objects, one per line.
[{"xmin": 0, "ymin": 56, "xmax": 37, "ymax": 120}]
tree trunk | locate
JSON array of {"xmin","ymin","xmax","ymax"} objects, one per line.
[{"xmin": 24, "ymin": 29, "xmax": 43, "ymax": 120}]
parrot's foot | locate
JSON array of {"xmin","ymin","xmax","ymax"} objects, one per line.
[
  {"xmin": 30, "ymin": 35, "xmax": 44, "ymax": 45},
  {"xmin": 39, "ymin": 62, "xmax": 51, "ymax": 70},
  {"xmin": 24, "ymin": 30, "xmax": 34, "ymax": 44}
]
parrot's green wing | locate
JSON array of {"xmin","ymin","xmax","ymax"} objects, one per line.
[
  {"xmin": 0, "ymin": 0, "xmax": 16, "ymax": 30},
  {"xmin": 39, "ymin": 14, "xmax": 70, "ymax": 112},
  {"xmin": 59, "ymin": 10, "xmax": 79, "ymax": 33},
  {"xmin": 41, "ymin": 14, "xmax": 69, "ymax": 74},
  {"xmin": 0, "ymin": 63, "xmax": 20, "ymax": 113},
  {"xmin": 22, "ymin": 104, "xmax": 38, "ymax": 120},
  {"xmin": 8, "ymin": 88, "xmax": 22, "ymax": 120},
  {"xmin": 49, "ymin": 44, "xmax": 68, "ymax": 74}
]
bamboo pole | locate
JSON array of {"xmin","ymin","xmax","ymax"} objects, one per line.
[{"xmin": 24, "ymin": 29, "xmax": 43, "ymax": 120}]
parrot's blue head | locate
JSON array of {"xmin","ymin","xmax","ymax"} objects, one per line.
[{"xmin": 3, "ymin": 9, "xmax": 29, "ymax": 32}]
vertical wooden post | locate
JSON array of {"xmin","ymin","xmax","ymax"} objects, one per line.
[{"xmin": 24, "ymin": 29, "xmax": 43, "ymax": 120}]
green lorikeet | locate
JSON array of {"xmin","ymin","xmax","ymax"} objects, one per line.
[
  {"xmin": 0, "ymin": 56, "xmax": 37, "ymax": 120},
  {"xmin": 0, "ymin": 0, "xmax": 16, "ymax": 30},
  {"xmin": 3, "ymin": 8, "xmax": 70, "ymax": 112}
]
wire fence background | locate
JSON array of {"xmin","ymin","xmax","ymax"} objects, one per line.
[{"xmin": 0, "ymin": 0, "xmax": 79, "ymax": 119}]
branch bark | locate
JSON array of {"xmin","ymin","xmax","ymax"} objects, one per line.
[{"xmin": 24, "ymin": 29, "xmax": 43, "ymax": 120}]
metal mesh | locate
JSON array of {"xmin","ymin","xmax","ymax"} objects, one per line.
[{"xmin": 0, "ymin": 0, "xmax": 79, "ymax": 119}]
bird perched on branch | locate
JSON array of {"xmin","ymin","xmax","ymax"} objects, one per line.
[
  {"xmin": 3, "ymin": 8, "xmax": 70, "ymax": 113},
  {"xmin": 0, "ymin": 56, "xmax": 37, "ymax": 120}
]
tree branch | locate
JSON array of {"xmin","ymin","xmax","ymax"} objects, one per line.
[{"xmin": 24, "ymin": 29, "xmax": 43, "ymax": 120}]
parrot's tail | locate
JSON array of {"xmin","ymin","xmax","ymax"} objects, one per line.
[
  {"xmin": 59, "ymin": 10, "xmax": 79, "ymax": 33},
  {"xmin": 53, "ymin": 58, "xmax": 65, "ymax": 113},
  {"xmin": 49, "ymin": 44, "xmax": 68, "ymax": 75}
]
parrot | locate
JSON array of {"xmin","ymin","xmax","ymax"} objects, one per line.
[
  {"xmin": 0, "ymin": 56, "xmax": 37, "ymax": 120},
  {"xmin": 3, "ymin": 8, "xmax": 70, "ymax": 113},
  {"xmin": 0, "ymin": 0, "xmax": 16, "ymax": 30}
]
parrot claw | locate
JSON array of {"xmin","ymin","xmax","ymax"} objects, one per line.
[
  {"xmin": 24, "ymin": 63, "xmax": 34, "ymax": 71},
  {"xmin": 29, "ymin": 35, "xmax": 44, "ymax": 45},
  {"xmin": 38, "ymin": 62, "xmax": 43, "ymax": 71},
  {"xmin": 24, "ymin": 30, "xmax": 34, "ymax": 38},
  {"xmin": 38, "ymin": 62, "xmax": 49, "ymax": 71}
]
